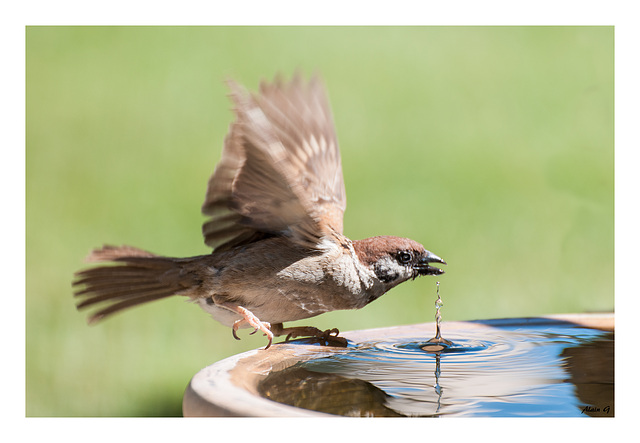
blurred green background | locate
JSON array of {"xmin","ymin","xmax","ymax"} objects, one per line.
[{"xmin": 26, "ymin": 26, "xmax": 613, "ymax": 416}]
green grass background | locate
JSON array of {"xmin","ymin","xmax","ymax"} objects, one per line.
[{"xmin": 26, "ymin": 26, "xmax": 613, "ymax": 416}]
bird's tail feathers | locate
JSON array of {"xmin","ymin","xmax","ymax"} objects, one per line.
[{"xmin": 73, "ymin": 245, "xmax": 200, "ymax": 324}]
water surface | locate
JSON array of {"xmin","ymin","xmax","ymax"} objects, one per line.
[{"xmin": 258, "ymin": 321, "xmax": 613, "ymax": 417}]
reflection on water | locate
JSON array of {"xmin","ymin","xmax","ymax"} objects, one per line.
[{"xmin": 258, "ymin": 322, "xmax": 614, "ymax": 417}]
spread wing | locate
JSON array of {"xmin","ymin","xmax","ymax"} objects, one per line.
[{"xmin": 201, "ymin": 74, "xmax": 346, "ymax": 251}]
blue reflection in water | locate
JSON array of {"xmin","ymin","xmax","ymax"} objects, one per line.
[{"xmin": 298, "ymin": 324, "xmax": 612, "ymax": 417}]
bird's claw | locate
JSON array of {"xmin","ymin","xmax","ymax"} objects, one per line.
[
  {"xmin": 284, "ymin": 327, "xmax": 347, "ymax": 347},
  {"xmin": 230, "ymin": 308, "xmax": 273, "ymax": 349}
]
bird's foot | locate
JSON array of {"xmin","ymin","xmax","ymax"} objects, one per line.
[
  {"xmin": 225, "ymin": 305, "xmax": 273, "ymax": 349},
  {"xmin": 272, "ymin": 324, "xmax": 348, "ymax": 347}
]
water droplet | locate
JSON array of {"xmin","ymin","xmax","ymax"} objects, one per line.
[{"xmin": 423, "ymin": 281, "xmax": 452, "ymax": 351}]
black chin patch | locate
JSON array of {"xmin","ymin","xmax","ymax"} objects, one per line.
[{"xmin": 374, "ymin": 262, "xmax": 399, "ymax": 283}]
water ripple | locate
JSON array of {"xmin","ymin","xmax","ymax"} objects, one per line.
[{"xmin": 295, "ymin": 324, "xmax": 612, "ymax": 417}]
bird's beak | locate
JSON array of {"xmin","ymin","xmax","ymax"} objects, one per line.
[{"xmin": 414, "ymin": 251, "xmax": 447, "ymax": 276}]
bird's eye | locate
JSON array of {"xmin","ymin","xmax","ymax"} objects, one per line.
[{"xmin": 397, "ymin": 251, "xmax": 413, "ymax": 265}]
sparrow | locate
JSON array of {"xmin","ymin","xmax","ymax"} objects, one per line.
[{"xmin": 73, "ymin": 74, "xmax": 446, "ymax": 349}]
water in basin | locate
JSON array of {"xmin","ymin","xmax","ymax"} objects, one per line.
[{"xmin": 258, "ymin": 321, "xmax": 613, "ymax": 417}]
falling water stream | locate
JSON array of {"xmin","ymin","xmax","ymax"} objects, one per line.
[{"xmin": 421, "ymin": 281, "xmax": 453, "ymax": 352}]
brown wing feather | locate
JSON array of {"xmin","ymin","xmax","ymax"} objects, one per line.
[{"xmin": 202, "ymin": 74, "xmax": 346, "ymax": 251}]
